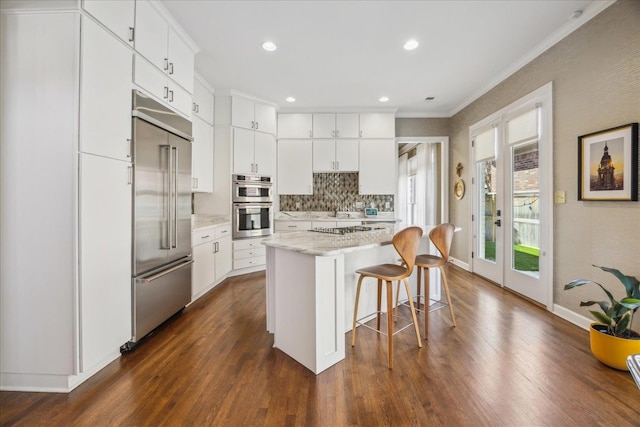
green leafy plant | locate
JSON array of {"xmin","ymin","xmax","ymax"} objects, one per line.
[{"xmin": 564, "ymin": 265, "xmax": 640, "ymax": 338}]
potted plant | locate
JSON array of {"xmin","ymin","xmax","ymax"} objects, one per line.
[{"xmin": 564, "ymin": 265, "xmax": 640, "ymax": 370}]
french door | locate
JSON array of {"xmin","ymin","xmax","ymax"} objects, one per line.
[{"xmin": 471, "ymin": 84, "xmax": 553, "ymax": 307}]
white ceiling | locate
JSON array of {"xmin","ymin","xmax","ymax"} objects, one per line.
[{"xmin": 162, "ymin": 0, "xmax": 610, "ymax": 117}]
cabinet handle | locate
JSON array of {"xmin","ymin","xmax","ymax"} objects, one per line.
[
  {"xmin": 202, "ymin": 235, "xmax": 211, "ymax": 239},
  {"xmin": 331, "ymin": 161, "xmax": 335, "ymax": 170},
  {"xmin": 127, "ymin": 165, "xmax": 133, "ymax": 185},
  {"xmin": 360, "ymin": 130, "xmax": 363, "ymax": 137},
  {"xmin": 309, "ymin": 130, "xmax": 312, "ymax": 137},
  {"xmin": 336, "ymin": 161, "xmax": 339, "ymax": 170},
  {"xmin": 169, "ymin": 90, "xmax": 174, "ymax": 102},
  {"xmin": 169, "ymin": 62, "xmax": 174, "ymax": 75},
  {"xmin": 196, "ymin": 104, "xmax": 199, "ymax": 113},
  {"xmin": 128, "ymin": 27, "xmax": 134, "ymax": 42},
  {"xmin": 220, "ymin": 229, "xmax": 228, "ymax": 234},
  {"xmin": 336, "ymin": 130, "xmax": 340, "ymax": 138},
  {"xmin": 164, "ymin": 86, "xmax": 169, "ymax": 99},
  {"xmin": 126, "ymin": 138, "xmax": 131, "ymax": 158},
  {"xmin": 215, "ymin": 242, "xmax": 219, "ymax": 253},
  {"xmin": 192, "ymin": 102, "xmax": 197, "ymax": 112},
  {"xmin": 164, "ymin": 58, "xmax": 169, "ymax": 71},
  {"xmin": 255, "ymin": 121, "xmax": 259, "ymax": 130},
  {"xmin": 255, "ymin": 163, "xmax": 259, "ymax": 173},
  {"xmin": 251, "ymin": 120, "xmax": 255, "ymax": 129}
]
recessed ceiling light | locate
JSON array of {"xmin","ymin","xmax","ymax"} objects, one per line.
[
  {"xmin": 403, "ymin": 39, "xmax": 419, "ymax": 51},
  {"xmin": 262, "ymin": 41, "xmax": 277, "ymax": 52},
  {"xmin": 286, "ymin": 97, "xmax": 296, "ymax": 102},
  {"xmin": 379, "ymin": 96, "xmax": 389, "ymax": 103}
]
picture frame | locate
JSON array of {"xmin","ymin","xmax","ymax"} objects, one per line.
[{"xmin": 578, "ymin": 122, "xmax": 638, "ymax": 201}]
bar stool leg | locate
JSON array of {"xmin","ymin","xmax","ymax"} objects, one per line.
[
  {"xmin": 385, "ymin": 280, "xmax": 394, "ymax": 369},
  {"xmin": 351, "ymin": 275, "xmax": 365, "ymax": 346},
  {"xmin": 440, "ymin": 266, "xmax": 457, "ymax": 327},
  {"xmin": 424, "ymin": 267, "xmax": 430, "ymax": 339},
  {"xmin": 416, "ymin": 266, "xmax": 422, "ymax": 310},
  {"xmin": 376, "ymin": 279, "xmax": 382, "ymax": 331},
  {"xmin": 402, "ymin": 278, "xmax": 422, "ymax": 348}
]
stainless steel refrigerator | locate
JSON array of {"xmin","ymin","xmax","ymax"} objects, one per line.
[{"xmin": 128, "ymin": 90, "xmax": 193, "ymax": 347}]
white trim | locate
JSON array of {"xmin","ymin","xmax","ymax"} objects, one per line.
[
  {"xmin": 553, "ymin": 304, "xmax": 591, "ymax": 331},
  {"xmin": 448, "ymin": 1, "xmax": 615, "ymax": 117},
  {"xmin": 448, "ymin": 257, "xmax": 469, "ymax": 271},
  {"xmin": 278, "ymin": 106, "xmax": 398, "ymax": 114}
]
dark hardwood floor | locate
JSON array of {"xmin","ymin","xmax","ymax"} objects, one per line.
[{"xmin": 1, "ymin": 265, "xmax": 639, "ymax": 426}]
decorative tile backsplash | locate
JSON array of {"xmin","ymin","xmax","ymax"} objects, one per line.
[{"xmin": 279, "ymin": 173, "xmax": 394, "ymax": 212}]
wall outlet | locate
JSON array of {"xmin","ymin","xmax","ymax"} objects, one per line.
[
  {"xmin": 385, "ymin": 201, "xmax": 390, "ymax": 209},
  {"xmin": 355, "ymin": 201, "xmax": 363, "ymax": 209},
  {"xmin": 554, "ymin": 191, "xmax": 566, "ymax": 204}
]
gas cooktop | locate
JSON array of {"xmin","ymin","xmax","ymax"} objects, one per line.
[{"xmin": 310, "ymin": 225, "xmax": 384, "ymax": 235}]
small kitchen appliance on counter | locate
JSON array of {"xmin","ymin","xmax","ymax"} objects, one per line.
[{"xmin": 364, "ymin": 207, "xmax": 378, "ymax": 218}]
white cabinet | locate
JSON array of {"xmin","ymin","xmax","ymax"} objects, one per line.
[
  {"xmin": 193, "ymin": 75, "xmax": 214, "ymax": 125},
  {"xmin": 192, "ymin": 116, "xmax": 214, "ymax": 193},
  {"xmin": 233, "ymin": 128, "xmax": 276, "ymax": 176},
  {"xmin": 82, "ymin": 0, "xmax": 135, "ymax": 46},
  {"xmin": 192, "ymin": 223, "xmax": 232, "ymax": 299},
  {"xmin": 233, "ymin": 238, "xmax": 266, "ymax": 269},
  {"xmin": 79, "ymin": 153, "xmax": 132, "ymax": 371},
  {"xmin": 278, "ymin": 140, "xmax": 313, "ymax": 195},
  {"xmin": 275, "ymin": 221, "xmax": 312, "ymax": 232},
  {"xmin": 134, "ymin": 54, "xmax": 192, "ymax": 117},
  {"xmin": 313, "ymin": 113, "xmax": 359, "ymax": 138},
  {"xmin": 232, "ymin": 96, "xmax": 276, "ymax": 135},
  {"xmin": 278, "ymin": 113, "xmax": 312, "ymax": 138},
  {"xmin": 80, "ymin": 17, "xmax": 132, "ymax": 161},
  {"xmin": 359, "ymin": 139, "xmax": 397, "ymax": 194},
  {"xmin": 359, "ymin": 113, "xmax": 395, "ymax": 138},
  {"xmin": 134, "ymin": 0, "xmax": 195, "ymax": 93},
  {"xmin": 313, "ymin": 139, "xmax": 359, "ymax": 172}
]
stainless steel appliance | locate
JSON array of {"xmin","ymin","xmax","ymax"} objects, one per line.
[
  {"xmin": 128, "ymin": 90, "xmax": 193, "ymax": 347},
  {"xmin": 232, "ymin": 175, "xmax": 273, "ymax": 238}
]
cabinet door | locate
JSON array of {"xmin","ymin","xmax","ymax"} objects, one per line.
[
  {"xmin": 134, "ymin": 0, "xmax": 168, "ymax": 73},
  {"xmin": 312, "ymin": 139, "xmax": 336, "ymax": 172},
  {"xmin": 312, "ymin": 113, "xmax": 335, "ymax": 138},
  {"xmin": 167, "ymin": 28, "xmax": 194, "ymax": 93},
  {"xmin": 231, "ymin": 96, "xmax": 255, "ymax": 130},
  {"xmin": 82, "ymin": 0, "xmax": 135, "ymax": 46},
  {"xmin": 80, "ymin": 17, "xmax": 132, "ymax": 161},
  {"xmin": 79, "ymin": 153, "xmax": 132, "ymax": 370},
  {"xmin": 254, "ymin": 102, "xmax": 276, "ymax": 135},
  {"xmin": 336, "ymin": 113, "xmax": 359, "ymax": 138},
  {"xmin": 359, "ymin": 113, "xmax": 395, "ymax": 138},
  {"xmin": 134, "ymin": 54, "xmax": 168, "ymax": 103},
  {"xmin": 335, "ymin": 139, "xmax": 359, "ymax": 171},
  {"xmin": 277, "ymin": 113, "xmax": 312, "ymax": 138},
  {"xmin": 192, "ymin": 241, "xmax": 215, "ymax": 298},
  {"xmin": 193, "ymin": 78, "xmax": 214, "ymax": 125},
  {"xmin": 254, "ymin": 132, "xmax": 276, "ymax": 176},
  {"xmin": 359, "ymin": 139, "xmax": 397, "ymax": 194},
  {"xmin": 192, "ymin": 116, "xmax": 213, "ymax": 192},
  {"xmin": 278, "ymin": 140, "xmax": 313, "ymax": 195},
  {"xmin": 167, "ymin": 81, "xmax": 192, "ymax": 117},
  {"xmin": 233, "ymin": 127, "xmax": 255, "ymax": 174},
  {"xmin": 214, "ymin": 236, "xmax": 232, "ymax": 281}
]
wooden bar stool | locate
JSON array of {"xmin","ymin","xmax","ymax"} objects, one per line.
[
  {"xmin": 396, "ymin": 223, "xmax": 457, "ymax": 339},
  {"xmin": 351, "ymin": 226, "xmax": 423, "ymax": 369}
]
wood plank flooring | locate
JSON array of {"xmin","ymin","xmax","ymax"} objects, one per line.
[{"xmin": 1, "ymin": 265, "xmax": 639, "ymax": 426}]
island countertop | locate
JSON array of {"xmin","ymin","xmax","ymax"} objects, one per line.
[{"xmin": 261, "ymin": 225, "xmax": 399, "ymax": 256}]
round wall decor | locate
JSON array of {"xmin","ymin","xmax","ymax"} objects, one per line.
[{"xmin": 454, "ymin": 179, "xmax": 465, "ymax": 200}]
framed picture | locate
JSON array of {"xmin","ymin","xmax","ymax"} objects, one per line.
[{"xmin": 578, "ymin": 122, "xmax": 638, "ymax": 201}]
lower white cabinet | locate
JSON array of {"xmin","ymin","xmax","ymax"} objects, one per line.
[
  {"xmin": 277, "ymin": 140, "xmax": 313, "ymax": 195},
  {"xmin": 233, "ymin": 238, "xmax": 266, "ymax": 269},
  {"xmin": 275, "ymin": 221, "xmax": 312, "ymax": 232},
  {"xmin": 192, "ymin": 115, "xmax": 214, "ymax": 192},
  {"xmin": 359, "ymin": 139, "xmax": 397, "ymax": 195},
  {"xmin": 192, "ymin": 223, "xmax": 232, "ymax": 300}
]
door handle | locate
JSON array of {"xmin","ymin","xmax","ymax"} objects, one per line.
[{"xmin": 494, "ymin": 219, "xmax": 501, "ymax": 227}]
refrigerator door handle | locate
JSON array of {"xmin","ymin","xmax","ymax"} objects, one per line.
[
  {"xmin": 172, "ymin": 146, "xmax": 178, "ymax": 249},
  {"xmin": 136, "ymin": 259, "xmax": 194, "ymax": 284},
  {"xmin": 161, "ymin": 144, "xmax": 171, "ymax": 250}
]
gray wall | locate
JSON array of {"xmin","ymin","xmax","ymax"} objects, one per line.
[
  {"xmin": 447, "ymin": 1, "xmax": 640, "ymax": 322},
  {"xmin": 396, "ymin": 117, "xmax": 450, "ymax": 137}
]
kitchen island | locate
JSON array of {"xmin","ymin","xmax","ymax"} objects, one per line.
[{"xmin": 262, "ymin": 225, "xmax": 442, "ymax": 374}]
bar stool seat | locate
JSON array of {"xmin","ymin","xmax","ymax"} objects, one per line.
[{"xmin": 351, "ymin": 226, "xmax": 423, "ymax": 369}]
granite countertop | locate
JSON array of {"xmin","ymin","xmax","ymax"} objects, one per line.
[
  {"xmin": 261, "ymin": 224, "xmax": 400, "ymax": 256},
  {"xmin": 276, "ymin": 211, "xmax": 399, "ymax": 222},
  {"xmin": 191, "ymin": 214, "xmax": 231, "ymax": 231}
]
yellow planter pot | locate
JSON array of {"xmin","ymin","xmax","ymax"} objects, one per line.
[{"xmin": 589, "ymin": 323, "xmax": 640, "ymax": 371}]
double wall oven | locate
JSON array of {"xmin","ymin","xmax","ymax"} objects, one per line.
[{"xmin": 232, "ymin": 174, "xmax": 273, "ymax": 238}]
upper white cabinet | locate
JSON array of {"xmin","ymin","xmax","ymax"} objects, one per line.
[
  {"xmin": 312, "ymin": 139, "xmax": 359, "ymax": 172},
  {"xmin": 193, "ymin": 75, "xmax": 214, "ymax": 125},
  {"xmin": 313, "ymin": 113, "xmax": 359, "ymax": 138},
  {"xmin": 233, "ymin": 128, "xmax": 276, "ymax": 176},
  {"xmin": 359, "ymin": 139, "xmax": 397, "ymax": 194},
  {"xmin": 278, "ymin": 140, "xmax": 313, "ymax": 195},
  {"xmin": 82, "ymin": 0, "xmax": 135, "ymax": 46},
  {"xmin": 232, "ymin": 96, "xmax": 276, "ymax": 135},
  {"xmin": 359, "ymin": 113, "xmax": 395, "ymax": 138},
  {"xmin": 192, "ymin": 115, "xmax": 214, "ymax": 193},
  {"xmin": 134, "ymin": 54, "xmax": 192, "ymax": 117},
  {"xmin": 80, "ymin": 17, "xmax": 132, "ymax": 161},
  {"xmin": 134, "ymin": 0, "xmax": 195, "ymax": 93},
  {"xmin": 278, "ymin": 113, "xmax": 312, "ymax": 138}
]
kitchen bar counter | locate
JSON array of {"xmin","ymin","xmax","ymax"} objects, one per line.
[
  {"xmin": 262, "ymin": 225, "xmax": 442, "ymax": 374},
  {"xmin": 276, "ymin": 211, "xmax": 399, "ymax": 223}
]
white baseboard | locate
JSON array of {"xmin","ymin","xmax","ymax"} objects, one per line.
[
  {"xmin": 553, "ymin": 304, "xmax": 591, "ymax": 331},
  {"xmin": 448, "ymin": 257, "xmax": 469, "ymax": 271}
]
